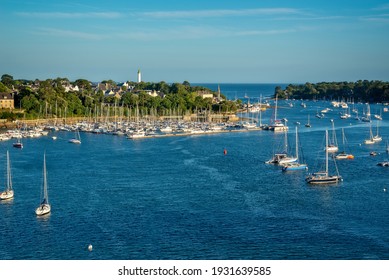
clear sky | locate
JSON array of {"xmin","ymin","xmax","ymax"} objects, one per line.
[{"xmin": 1, "ymin": 0, "xmax": 389, "ymax": 83}]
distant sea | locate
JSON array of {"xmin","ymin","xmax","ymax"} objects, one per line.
[
  {"xmin": 1, "ymin": 83, "xmax": 389, "ymax": 260},
  {"xmin": 193, "ymin": 83, "xmax": 288, "ymax": 100}
]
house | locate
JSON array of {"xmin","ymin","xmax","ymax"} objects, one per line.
[
  {"xmin": 145, "ymin": 90, "xmax": 159, "ymax": 97},
  {"xmin": 197, "ymin": 90, "xmax": 214, "ymax": 99},
  {"xmin": 117, "ymin": 82, "xmax": 129, "ymax": 90},
  {"xmin": 64, "ymin": 84, "xmax": 79, "ymax": 92},
  {"xmin": 0, "ymin": 92, "xmax": 14, "ymax": 109},
  {"xmin": 104, "ymin": 89, "xmax": 121, "ymax": 99}
]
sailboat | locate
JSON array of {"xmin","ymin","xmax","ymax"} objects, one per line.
[
  {"xmin": 282, "ymin": 127, "xmax": 308, "ymax": 171},
  {"xmin": 377, "ymin": 140, "xmax": 389, "ymax": 166},
  {"xmin": 69, "ymin": 129, "xmax": 81, "ymax": 144},
  {"xmin": 12, "ymin": 127, "xmax": 23, "ymax": 148},
  {"xmin": 35, "ymin": 153, "xmax": 51, "ymax": 216},
  {"xmin": 326, "ymin": 119, "xmax": 338, "ymax": 152},
  {"xmin": 305, "ymin": 114, "xmax": 311, "ymax": 127},
  {"xmin": 266, "ymin": 123, "xmax": 297, "ymax": 165},
  {"xmin": 372, "ymin": 121, "xmax": 382, "ymax": 142},
  {"xmin": 306, "ymin": 130, "xmax": 342, "ymax": 184},
  {"xmin": 364, "ymin": 123, "xmax": 381, "ymax": 144},
  {"xmin": 361, "ymin": 103, "xmax": 371, "ymax": 122},
  {"xmin": 0, "ymin": 151, "xmax": 14, "ymax": 200},
  {"xmin": 13, "ymin": 138, "xmax": 23, "ymax": 149},
  {"xmin": 335, "ymin": 128, "xmax": 354, "ymax": 159},
  {"xmin": 268, "ymin": 94, "xmax": 288, "ymax": 132}
]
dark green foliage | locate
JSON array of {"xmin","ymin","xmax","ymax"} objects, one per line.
[
  {"xmin": 1, "ymin": 75, "xmax": 237, "ymax": 119},
  {"xmin": 275, "ymin": 80, "xmax": 389, "ymax": 103},
  {"xmin": 0, "ymin": 82, "xmax": 10, "ymax": 92}
]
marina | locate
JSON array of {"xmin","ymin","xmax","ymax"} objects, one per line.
[{"xmin": 1, "ymin": 95, "xmax": 389, "ymax": 260}]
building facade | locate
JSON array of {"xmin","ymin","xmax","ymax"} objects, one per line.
[{"xmin": 0, "ymin": 92, "xmax": 14, "ymax": 109}]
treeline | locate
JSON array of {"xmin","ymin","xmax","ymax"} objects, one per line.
[
  {"xmin": 274, "ymin": 80, "xmax": 389, "ymax": 102},
  {"xmin": 0, "ymin": 74, "xmax": 238, "ymax": 120}
]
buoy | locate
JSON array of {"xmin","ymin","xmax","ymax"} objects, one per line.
[
  {"xmin": 223, "ymin": 149, "xmax": 227, "ymax": 155},
  {"xmin": 88, "ymin": 244, "xmax": 93, "ymax": 251},
  {"xmin": 384, "ymin": 188, "xmax": 387, "ymax": 192}
]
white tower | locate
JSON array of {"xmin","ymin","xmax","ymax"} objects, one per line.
[{"xmin": 137, "ymin": 68, "xmax": 142, "ymax": 83}]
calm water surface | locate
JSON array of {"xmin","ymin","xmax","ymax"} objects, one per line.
[{"xmin": 1, "ymin": 98, "xmax": 389, "ymax": 260}]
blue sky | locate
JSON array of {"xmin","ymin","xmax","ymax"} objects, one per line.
[{"xmin": 1, "ymin": 0, "xmax": 389, "ymax": 83}]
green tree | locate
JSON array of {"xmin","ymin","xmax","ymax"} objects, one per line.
[
  {"xmin": 0, "ymin": 81, "xmax": 10, "ymax": 92},
  {"xmin": 1, "ymin": 74, "xmax": 14, "ymax": 88}
]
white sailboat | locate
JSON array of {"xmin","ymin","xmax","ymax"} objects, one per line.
[
  {"xmin": 306, "ymin": 130, "xmax": 342, "ymax": 184},
  {"xmin": 326, "ymin": 119, "xmax": 338, "ymax": 152},
  {"xmin": 269, "ymin": 94, "xmax": 288, "ymax": 132},
  {"xmin": 0, "ymin": 151, "xmax": 14, "ymax": 200},
  {"xmin": 372, "ymin": 121, "xmax": 382, "ymax": 142},
  {"xmin": 361, "ymin": 103, "xmax": 371, "ymax": 122},
  {"xmin": 377, "ymin": 140, "xmax": 389, "ymax": 166},
  {"xmin": 305, "ymin": 114, "xmax": 311, "ymax": 127},
  {"xmin": 69, "ymin": 129, "xmax": 81, "ymax": 144},
  {"xmin": 35, "ymin": 153, "xmax": 51, "ymax": 216},
  {"xmin": 282, "ymin": 127, "xmax": 308, "ymax": 171},
  {"xmin": 335, "ymin": 128, "xmax": 354, "ymax": 160},
  {"xmin": 266, "ymin": 124, "xmax": 297, "ymax": 165},
  {"xmin": 364, "ymin": 123, "xmax": 379, "ymax": 144}
]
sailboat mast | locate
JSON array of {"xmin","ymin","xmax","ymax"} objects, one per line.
[
  {"xmin": 325, "ymin": 130, "xmax": 329, "ymax": 175},
  {"xmin": 274, "ymin": 94, "xmax": 278, "ymax": 122},
  {"xmin": 331, "ymin": 119, "xmax": 335, "ymax": 144},
  {"xmin": 43, "ymin": 153, "xmax": 48, "ymax": 203},
  {"xmin": 295, "ymin": 126, "xmax": 299, "ymax": 160},
  {"xmin": 259, "ymin": 95, "xmax": 262, "ymax": 126},
  {"xmin": 6, "ymin": 151, "xmax": 11, "ymax": 190}
]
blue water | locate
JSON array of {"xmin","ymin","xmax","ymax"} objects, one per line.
[
  {"xmin": 1, "ymin": 88, "xmax": 389, "ymax": 260},
  {"xmin": 194, "ymin": 83, "xmax": 286, "ymax": 100}
]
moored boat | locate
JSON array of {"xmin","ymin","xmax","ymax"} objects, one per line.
[
  {"xmin": 35, "ymin": 153, "xmax": 51, "ymax": 216},
  {"xmin": 335, "ymin": 128, "xmax": 354, "ymax": 160},
  {"xmin": 68, "ymin": 129, "xmax": 81, "ymax": 144},
  {"xmin": 266, "ymin": 126, "xmax": 296, "ymax": 165},
  {"xmin": 326, "ymin": 119, "xmax": 338, "ymax": 152},
  {"xmin": 0, "ymin": 151, "xmax": 14, "ymax": 200},
  {"xmin": 306, "ymin": 130, "xmax": 342, "ymax": 185},
  {"xmin": 282, "ymin": 127, "xmax": 308, "ymax": 172}
]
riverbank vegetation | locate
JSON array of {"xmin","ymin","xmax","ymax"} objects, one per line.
[{"xmin": 275, "ymin": 80, "xmax": 389, "ymax": 102}]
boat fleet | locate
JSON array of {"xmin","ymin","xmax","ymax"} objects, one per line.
[
  {"xmin": 0, "ymin": 150, "xmax": 51, "ymax": 216},
  {"xmin": 1, "ymin": 97, "xmax": 388, "ymax": 189},
  {"xmin": 264, "ymin": 98, "xmax": 389, "ymax": 185}
]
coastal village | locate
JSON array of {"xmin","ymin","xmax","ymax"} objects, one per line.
[
  {"xmin": 1, "ymin": 71, "xmax": 389, "ymax": 143},
  {"xmin": 0, "ymin": 70, "xmax": 270, "ymax": 141}
]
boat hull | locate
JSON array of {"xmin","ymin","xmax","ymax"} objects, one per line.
[
  {"xmin": 13, "ymin": 143, "xmax": 23, "ymax": 149},
  {"xmin": 68, "ymin": 139, "xmax": 81, "ymax": 144},
  {"xmin": 0, "ymin": 190, "xmax": 14, "ymax": 200},
  {"xmin": 335, "ymin": 153, "xmax": 354, "ymax": 160},
  {"xmin": 326, "ymin": 145, "xmax": 338, "ymax": 152},
  {"xmin": 35, "ymin": 204, "xmax": 51, "ymax": 216},
  {"xmin": 282, "ymin": 163, "xmax": 308, "ymax": 171},
  {"xmin": 306, "ymin": 175, "xmax": 342, "ymax": 184},
  {"xmin": 266, "ymin": 154, "xmax": 297, "ymax": 165}
]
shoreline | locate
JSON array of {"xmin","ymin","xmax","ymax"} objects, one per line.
[{"xmin": 0, "ymin": 115, "xmax": 267, "ymax": 140}]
